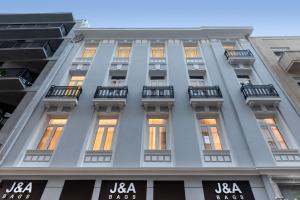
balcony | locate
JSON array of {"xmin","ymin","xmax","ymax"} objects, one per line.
[
  {"xmin": 0, "ymin": 68, "xmax": 33, "ymax": 90},
  {"xmin": 0, "ymin": 23, "xmax": 67, "ymax": 39},
  {"xmin": 0, "ymin": 40, "xmax": 52, "ymax": 60},
  {"xmin": 187, "ymin": 64, "xmax": 206, "ymax": 76},
  {"xmin": 188, "ymin": 86, "xmax": 223, "ymax": 108},
  {"xmin": 43, "ymin": 85, "xmax": 82, "ymax": 108},
  {"xmin": 149, "ymin": 57, "xmax": 167, "ymax": 65},
  {"xmin": 240, "ymin": 84, "xmax": 281, "ymax": 107},
  {"xmin": 224, "ymin": 49, "xmax": 255, "ymax": 65},
  {"xmin": 278, "ymin": 51, "xmax": 300, "ymax": 73},
  {"xmin": 109, "ymin": 64, "xmax": 128, "ymax": 76},
  {"xmin": 93, "ymin": 86, "xmax": 128, "ymax": 108},
  {"xmin": 186, "ymin": 57, "xmax": 205, "ymax": 65},
  {"xmin": 141, "ymin": 86, "xmax": 174, "ymax": 108},
  {"xmin": 111, "ymin": 57, "xmax": 129, "ymax": 65}
]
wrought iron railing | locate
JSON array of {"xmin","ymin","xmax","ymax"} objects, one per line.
[
  {"xmin": 45, "ymin": 85, "xmax": 82, "ymax": 99},
  {"xmin": 142, "ymin": 86, "xmax": 174, "ymax": 98},
  {"xmin": 0, "ymin": 68, "xmax": 33, "ymax": 87},
  {"xmin": 224, "ymin": 49, "xmax": 254, "ymax": 60},
  {"xmin": 188, "ymin": 86, "xmax": 222, "ymax": 98},
  {"xmin": 94, "ymin": 86, "xmax": 128, "ymax": 98},
  {"xmin": 240, "ymin": 84, "xmax": 279, "ymax": 99}
]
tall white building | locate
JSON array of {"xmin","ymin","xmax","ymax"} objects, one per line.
[{"xmin": 0, "ymin": 25, "xmax": 299, "ymax": 200}]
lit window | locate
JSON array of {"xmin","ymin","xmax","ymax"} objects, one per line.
[
  {"xmin": 82, "ymin": 47, "xmax": 97, "ymax": 58},
  {"xmin": 257, "ymin": 118, "xmax": 288, "ymax": 150},
  {"xmin": 199, "ymin": 118, "xmax": 222, "ymax": 150},
  {"xmin": 68, "ymin": 76, "xmax": 85, "ymax": 87},
  {"xmin": 184, "ymin": 47, "xmax": 199, "ymax": 58},
  {"xmin": 147, "ymin": 117, "xmax": 167, "ymax": 150},
  {"xmin": 92, "ymin": 118, "xmax": 118, "ymax": 151},
  {"xmin": 151, "ymin": 47, "xmax": 165, "ymax": 58},
  {"xmin": 117, "ymin": 46, "xmax": 131, "ymax": 58},
  {"xmin": 37, "ymin": 118, "xmax": 67, "ymax": 150}
]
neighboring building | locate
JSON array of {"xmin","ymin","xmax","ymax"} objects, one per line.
[
  {"xmin": 0, "ymin": 26, "xmax": 300, "ymax": 200},
  {"xmin": 0, "ymin": 13, "xmax": 82, "ymax": 150},
  {"xmin": 250, "ymin": 37, "xmax": 300, "ymax": 114}
]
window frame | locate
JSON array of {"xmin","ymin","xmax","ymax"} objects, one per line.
[
  {"xmin": 257, "ymin": 117, "xmax": 288, "ymax": 151},
  {"xmin": 81, "ymin": 46, "xmax": 97, "ymax": 59},
  {"xmin": 184, "ymin": 46, "xmax": 200, "ymax": 58},
  {"xmin": 36, "ymin": 118, "xmax": 68, "ymax": 151},
  {"xmin": 90, "ymin": 116, "xmax": 119, "ymax": 151},
  {"xmin": 146, "ymin": 115, "xmax": 169, "ymax": 151},
  {"xmin": 198, "ymin": 118, "xmax": 223, "ymax": 151},
  {"xmin": 116, "ymin": 45, "xmax": 131, "ymax": 58}
]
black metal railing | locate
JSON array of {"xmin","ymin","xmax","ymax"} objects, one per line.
[
  {"xmin": 224, "ymin": 49, "xmax": 254, "ymax": 60},
  {"xmin": 0, "ymin": 115, "xmax": 8, "ymax": 130},
  {"xmin": 45, "ymin": 85, "xmax": 82, "ymax": 99},
  {"xmin": 142, "ymin": 86, "xmax": 174, "ymax": 98},
  {"xmin": 240, "ymin": 84, "xmax": 279, "ymax": 99},
  {"xmin": 0, "ymin": 40, "xmax": 53, "ymax": 55},
  {"xmin": 188, "ymin": 86, "xmax": 223, "ymax": 98},
  {"xmin": 0, "ymin": 23, "xmax": 67, "ymax": 35},
  {"xmin": 0, "ymin": 68, "xmax": 33, "ymax": 87},
  {"xmin": 94, "ymin": 86, "xmax": 128, "ymax": 98}
]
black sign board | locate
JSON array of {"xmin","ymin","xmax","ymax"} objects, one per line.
[
  {"xmin": 202, "ymin": 181, "xmax": 255, "ymax": 200},
  {"xmin": 59, "ymin": 180, "xmax": 95, "ymax": 200},
  {"xmin": 0, "ymin": 180, "xmax": 47, "ymax": 200},
  {"xmin": 154, "ymin": 181, "xmax": 186, "ymax": 200},
  {"xmin": 99, "ymin": 180, "xmax": 147, "ymax": 200}
]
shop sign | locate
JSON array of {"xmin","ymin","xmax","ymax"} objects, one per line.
[
  {"xmin": 99, "ymin": 180, "xmax": 147, "ymax": 200},
  {"xmin": 0, "ymin": 180, "xmax": 47, "ymax": 200},
  {"xmin": 202, "ymin": 181, "xmax": 255, "ymax": 200}
]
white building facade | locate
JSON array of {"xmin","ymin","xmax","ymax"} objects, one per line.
[{"xmin": 0, "ymin": 27, "xmax": 299, "ymax": 200}]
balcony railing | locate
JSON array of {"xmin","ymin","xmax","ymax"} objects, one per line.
[
  {"xmin": 224, "ymin": 49, "xmax": 254, "ymax": 60},
  {"xmin": 0, "ymin": 68, "xmax": 33, "ymax": 87},
  {"xmin": 142, "ymin": 86, "xmax": 174, "ymax": 98},
  {"xmin": 186, "ymin": 57, "xmax": 204, "ymax": 64},
  {"xmin": 188, "ymin": 86, "xmax": 222, "ymax": 98},
  {"xmin": 94, "ymin": 86, "xmax": 128, "ymax": 98},
  {"xmin": 0, "ymin": 40, "xmax": 53, "ymax": 56},
  {"xmin": 0, "ymin": 23, "xmax": 67, "ymax": 35},
  {"xmin": 240, "ymin": 84, "xmax": 279, "ymax": 99},
  {"xmin": 45, "ymin": 85, "xmax": 82, "ymax": 99},
  {"xmin": 0, "ymin": 115, "xmax": 9, "ymax": 130}
]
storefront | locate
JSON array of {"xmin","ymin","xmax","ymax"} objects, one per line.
[{"xmin": 0, "ymin": 175, "xmax": 272, "ymax": 200}]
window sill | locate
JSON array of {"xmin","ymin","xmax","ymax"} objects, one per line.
[
  {"xmin": 84, "ymin": 150, "xmax": 112, "ymax": 163},
  {"xmin": 144, "ymin": 149, "xmax": 171, "ymax": 162},
  {"xmin": 203, "ymin": 150, "xmax": 231, "ymax": 162},
  {"xmin": 24, "ymin": 149, "xmax": 53, "ymax": 162},
  {"xmin": 272, "ymin": 149, "xmax": 300, "ymax": 162}
]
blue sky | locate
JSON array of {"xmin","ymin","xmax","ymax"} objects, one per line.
[{"xmin": 0, "ymin": 0, "xmax": 299, "ymax": 36}]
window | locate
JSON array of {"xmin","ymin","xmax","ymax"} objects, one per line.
[
  {"xmin": 92, "ymin": 118, "xmax": 118, "ymax": 151},
  {"xmin": 37, "ymin": 118, "xmax": 67, "ymax": 150},
  {"xmin": 271, "ymin": 47, "xmax": 289, "ymax": 58},
  {"xmin": 257, "ymin": 118, "xmax": 288, "ymax": 150},
  {"xmin": 117, "ymin": 46, "xmax": 131, "ymax": 58},
  {"xmin": 222, "ymin": 44, "xmax": 235, "ymax": 50},
  {"xmin": 149, "ymin": 76, "xmax": 167, "ymax": 86},
  {"xmin": 184, "ymin": 46, "xmax": 199, "ymax": 58},
  {"xmin": 68, "ymin": 76, "xmax": 85, "ymax": 86},
  {"xmin": 189, "ymin": 75, "xmax": 205, "ymax": 86},
  {"xmin": 147, "ymin": 117, "xmax": 167, "ymax": 150},
  {"xmin": 236, "ymin": 74, "xmax": 252, "ymax": 85},
  {"xmin": 82, "ymin": 47, "xmax": 97, "ymax": 58},
  {"xmin": 151, "ymin": 46, "xmax": 165, "ymax": 58},
  {"xmin": 110, "ymin": 76, "xmax": 126, "ymax": 86},
  {"xmin": 199, "ymin": 118, "xmax": 222, "ymax": 150}
]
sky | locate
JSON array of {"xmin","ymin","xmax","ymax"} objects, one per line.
[{"xmin": 0, "ymin": 0, "xmax": 299, "ymax": 36}]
